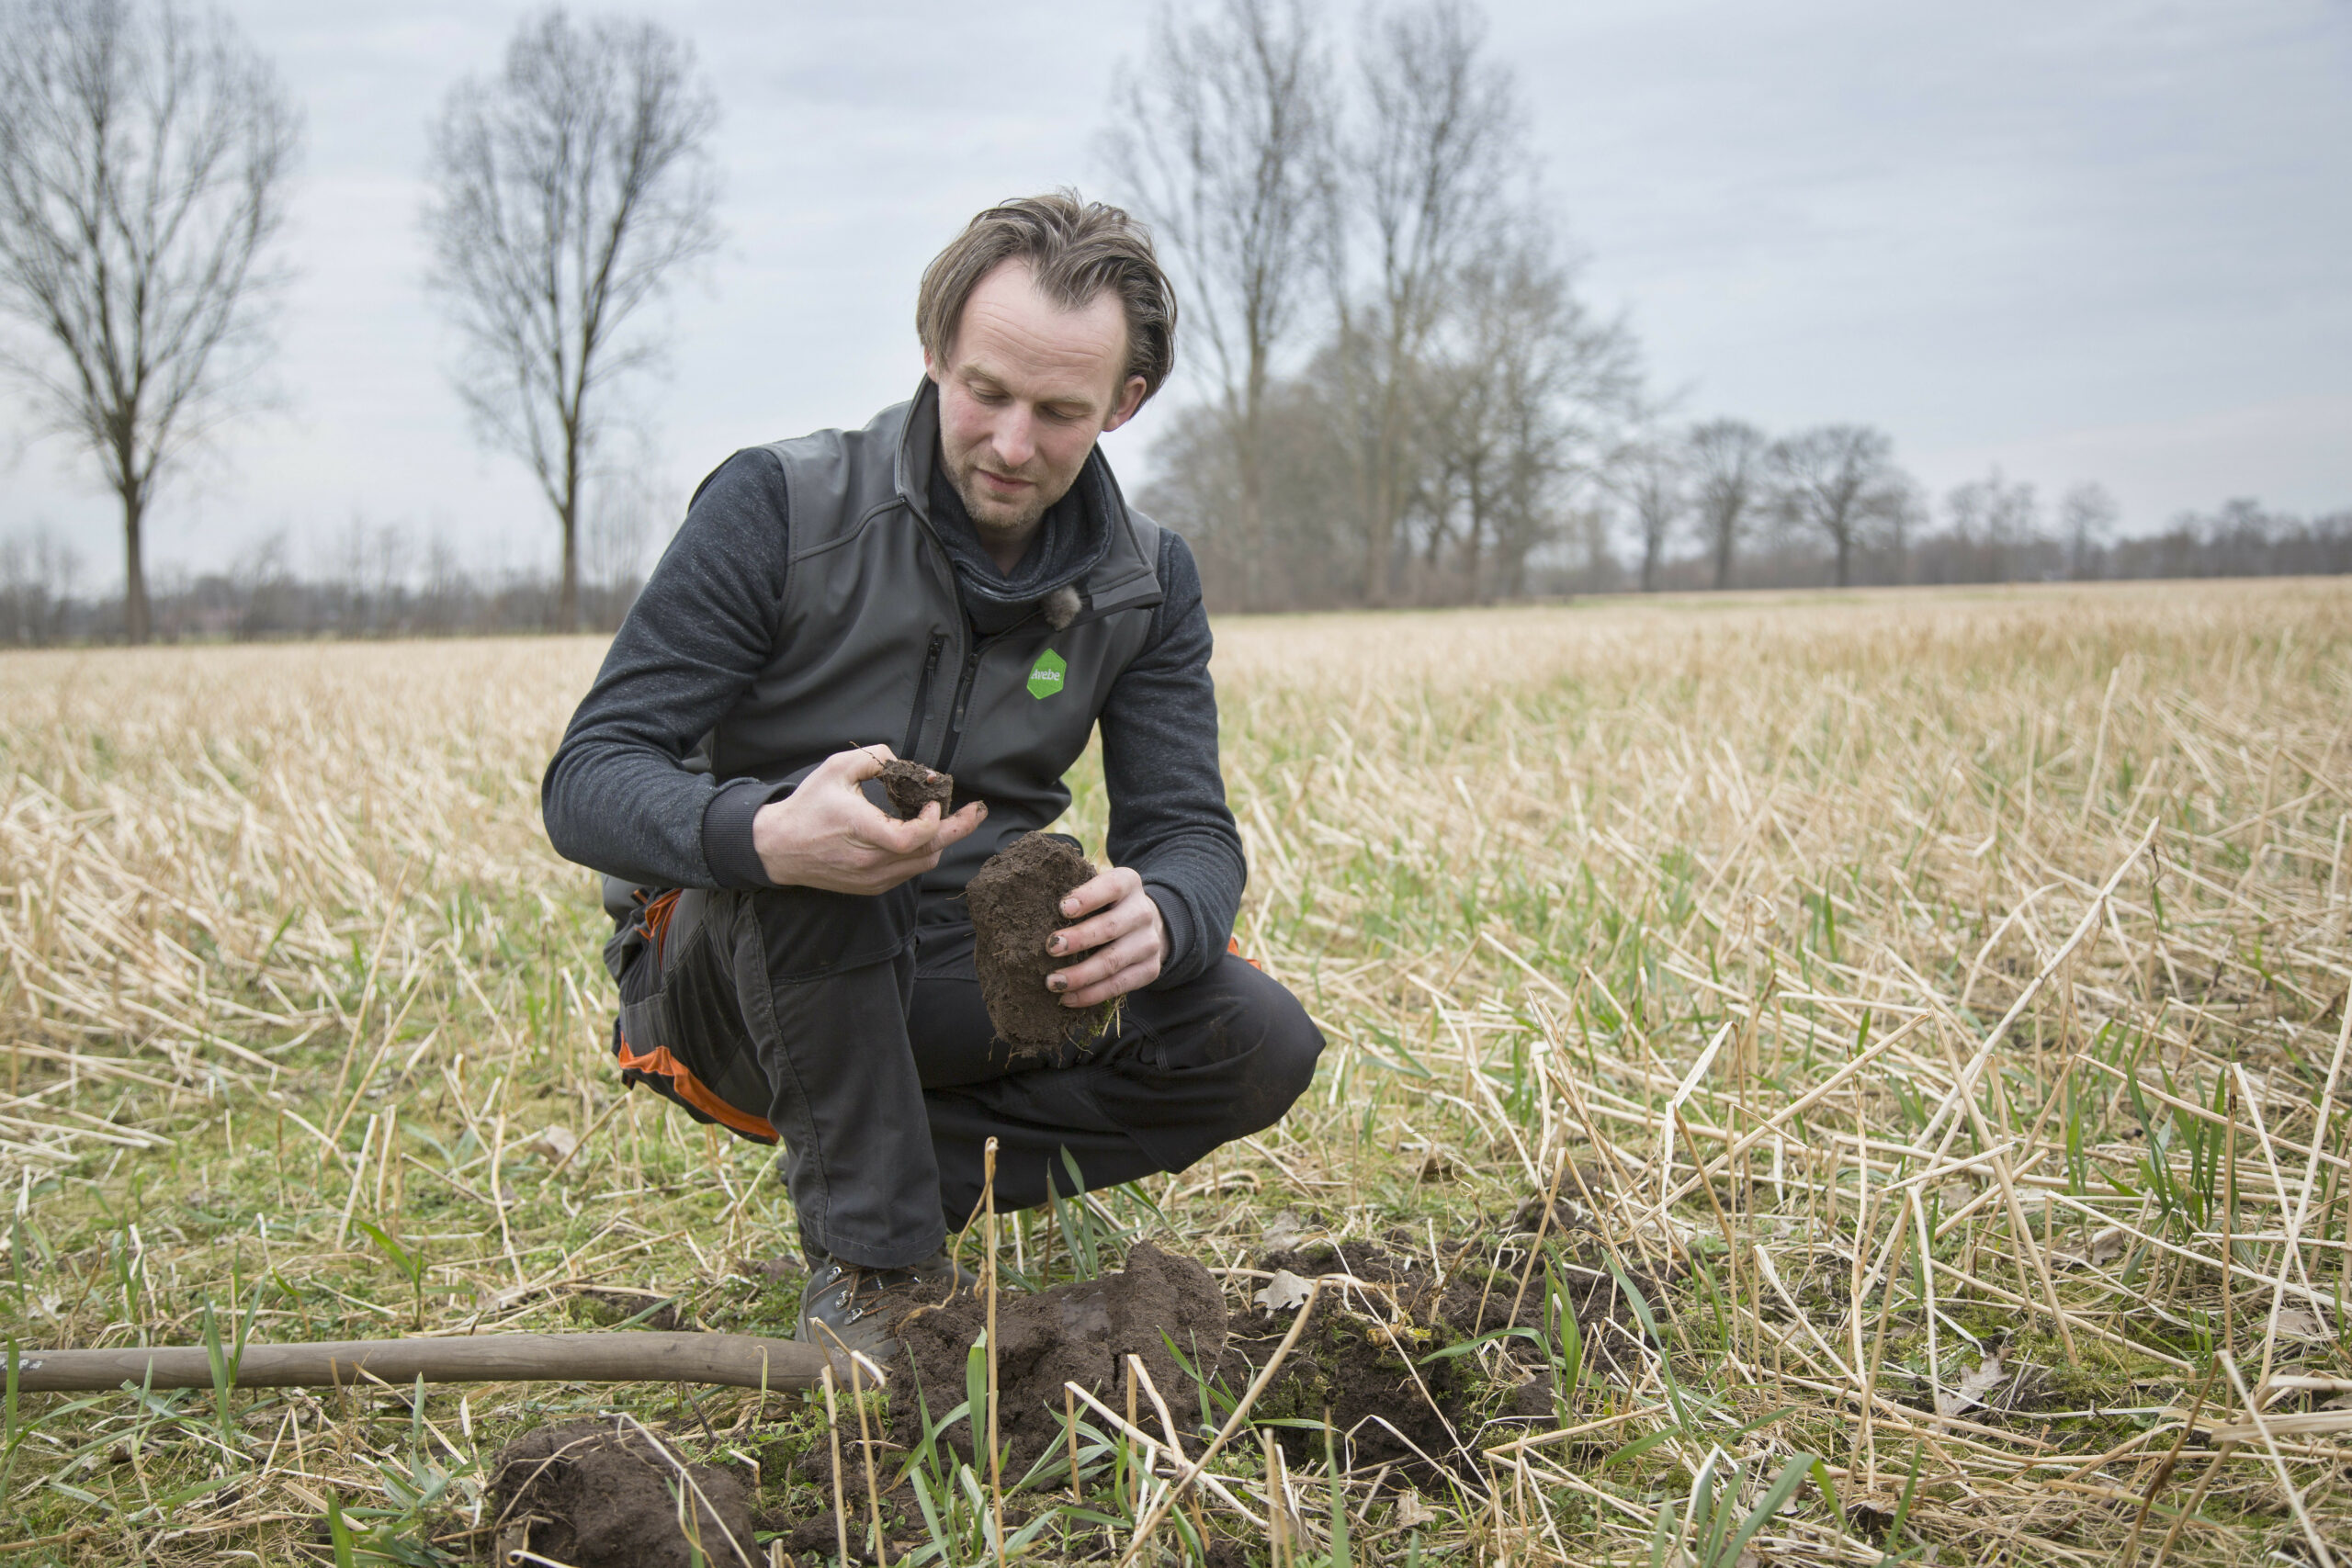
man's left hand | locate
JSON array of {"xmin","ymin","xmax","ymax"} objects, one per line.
[{"xmin": 1045, "ymin": 866, "xmax": 1163, "ymax": 1007}]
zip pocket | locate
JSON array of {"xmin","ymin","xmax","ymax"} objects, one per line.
[
  {"xmin": 936, "ymin": 646, "xmax": 986, "ymax": 773},
  {"xmin": 899, "ymin": 632, "xmax": 947, "ymax": 758}
]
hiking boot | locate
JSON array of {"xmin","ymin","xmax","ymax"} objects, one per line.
[{"xmin": 797, "ymin": 1247, "xmax": 978, "ymax": 1365}]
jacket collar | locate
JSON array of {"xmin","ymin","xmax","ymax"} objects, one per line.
[{"xmin": 894, "ymin": 377, "xmax": 1155, "ymax": 629}]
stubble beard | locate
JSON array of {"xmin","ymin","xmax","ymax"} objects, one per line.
[{"xmin": 945, "ymin": 447, "xmax": 1057, "ymax": 548}]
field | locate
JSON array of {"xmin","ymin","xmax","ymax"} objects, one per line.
[{"xmin": 1, "ymin": 579, "xmax": 2348, "ymax": 1566}]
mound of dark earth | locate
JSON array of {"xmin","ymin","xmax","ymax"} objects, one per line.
[
  {"xmin": 889, "ymin": 1241, "xmax": 1227, "ymax": 1474},
  {"xmin": 964, "ymin": 831, "xmax": 1110, "ymax": 1053},
  {"xmin": 877, "ymin": 759, "xmax": 954, "ymax": 818},
  {"xmin": 490, "ymin": 1417, "xmax": 755, "ymax": 1568}
]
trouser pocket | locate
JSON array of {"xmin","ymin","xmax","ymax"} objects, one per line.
[{"xmin": 611, "ymin": 890, "xmax": 779, "ymax": 1145}]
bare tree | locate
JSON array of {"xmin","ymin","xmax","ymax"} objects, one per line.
[
  {"xmin": 1328, "ymin": 0, "xmax": 1521, "ymax": 604},
  {"xmin": 583, "ymin": 430, "xmax": 665, "ymax": 604},
  {"xmin": 1686, "ymin": 418, "xmax": 1767, "ymax": 590},
  {"xmin": 1602, "ymin": 432, "xmax": 1685, "ymax": 592},
  {"xmin": 423, "ymin": 8, "xmax": 719, "ymax": 631},
  {"xmin": 1102, "ymin": 0, "xmax": 1329, "ymax": 610},
  {"xmin": 1886, "ymin": 483, "xmax": 1925, "ymax": 584},
  {"xmin": 1769, "ymin": 423, "xmax": 1909, "ymax": 588},
  {"xmin": 2059, "ymin": 480, "xmax": 2118, "ymax": 580},
  {"xmin": 1412, "ymin": 223, "xmax": 1636, "ymax": 599},
  {"xmin": 1945, "ymin": 467, "xmax": 2040, "ymax": 582},
  {"xmin": 0, "ymin": 0, "xmax": 298, "ymax": 643},
  {"xmin": 0, "ymin": 521, "xmax": 82, "ymax": 644}
]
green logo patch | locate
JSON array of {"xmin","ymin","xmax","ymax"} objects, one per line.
[{"xmin": 1026, "ymin": 649, "xmax": 1067, "ymax": 700}]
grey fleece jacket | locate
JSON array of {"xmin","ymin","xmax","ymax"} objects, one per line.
[{"xmin": 540, "ymin": 439, "xmax": 1244, "ymax": 988}]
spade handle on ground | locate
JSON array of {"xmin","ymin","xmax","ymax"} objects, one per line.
[{"xmin": 10, "ymin": 1331, "xmax": 836, "ymax": 1393}]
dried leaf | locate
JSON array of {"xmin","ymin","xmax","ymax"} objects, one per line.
[
  {"xmin": 1262, "ymin": 1209, "xmax": 1313, "ymax": 1250},
  {"xmin": 1390, "ymin": 1492, "xmax": 1438, "ymax": 1530},
  {"xmin": 1935, "ymin": 1353, "xmax": 2005, "ymax": 1417},
  {"xmin": 2059, "ymin": 1225, "xmax": 2131, "ymax": 1268},
  {"xmin": 1254, "ymin": 1269, "xmax": 1315, "ymax": 1314},
  {"xmin": 521, "ymin": 1124, "xmax": 577, "ymax": 1165},
  {"xmin": 2272, "ymin": 1306, "xmax": 2330, "ymax": 1341}
]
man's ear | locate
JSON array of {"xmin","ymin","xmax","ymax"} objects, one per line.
[{"xmin": 1098, "ymin": 374, "xmax": 1149, "ymax": 435}]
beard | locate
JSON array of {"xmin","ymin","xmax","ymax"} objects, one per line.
[
  {"xmin": 950, "ymin": 468, "xmax": 1048, "ymax": 540},
  {"xmin": 940, "ymin": 440, "xmax": 1074, "ymax": 547}
]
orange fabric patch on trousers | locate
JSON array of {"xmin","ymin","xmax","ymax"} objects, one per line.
[
  {"xmin": 612, "ymin": 888, "xmax": 778, "ymax": 1144},
  {"xmin": 613, "ymin": 1033, "xmax": 778, "ymax": 1143}
]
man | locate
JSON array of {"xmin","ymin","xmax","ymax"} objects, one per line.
[{"xmin": 542, "ymin": 193, "xmax": 1323, "ymax": 1359}]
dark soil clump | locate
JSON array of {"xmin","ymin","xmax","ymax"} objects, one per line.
[
  {"xmin": 964, "ymin": 831, "xmax": 1109, "ymax": 1052},
  {"xmin": 877, "ymin": 759, "xmax": 954, "ymax": 818},
  {"xmin": 889, "ymin": 1242, "xmax": 1227, "ymax": 1475},
  {"xmin": 490, "ymin": 1418, "xmax": 755, "ymax": 1568}
]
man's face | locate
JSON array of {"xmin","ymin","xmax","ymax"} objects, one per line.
[{"xmin": 925, "ymin": 260, "xmax": 1148, "ymax": 547}]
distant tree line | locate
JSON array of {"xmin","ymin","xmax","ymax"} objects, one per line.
[
  {"xmin": 9, "ymin": 482, "xmax": 2341, "ymax": 649},
  {"xmin": 0, "ymin": 550, "xmax": 644, "ymax": 646},
  {"xmin": 1541, "ymin": 491, "xmax": 2352, "ymax": 598},
  {"xmin": 0, "ymin": 491, "xmax": 659, "ymax": 645}
]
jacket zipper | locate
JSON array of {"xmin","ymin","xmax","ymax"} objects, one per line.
[
  {"xmin": 899, "ymin": 632, "xmax": 946, "ymax": 757},
  {"xmin": 935, "ymin": 645, "xmax": 986, "ymax": 773}
]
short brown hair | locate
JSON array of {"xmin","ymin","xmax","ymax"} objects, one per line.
[{"xmin": 917, "ymin": 190, "xmax": 1178, "ymax": 403}]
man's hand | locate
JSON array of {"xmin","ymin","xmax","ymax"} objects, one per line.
[
  {"xmin": 752, "ymin": 744, "xmax": 986, "ymax": 895},
  {"xmin": 1045, "ymin": 865, "xmax": 1164, "ymax": 1008}
]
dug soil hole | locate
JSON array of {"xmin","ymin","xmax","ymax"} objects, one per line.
[
  {"xmin": 490, "ymin": 1418, "xmax": 756, "ymax": 1568},
  {"xmin": 1237, "ymin": 1224, "xmax": 1673, "ymax": 1482},
  {"xmin": 889, "ymin": 1241, "xmax": 1227, "ymax": 1474}
]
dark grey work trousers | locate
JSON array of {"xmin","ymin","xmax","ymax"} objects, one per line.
[{"xmin": 610, "ymin": 874, "xmax": 1325, "ymax": 1270}]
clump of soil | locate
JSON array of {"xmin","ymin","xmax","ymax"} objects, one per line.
[
  {"xmin": 964, "ymin": 831, "xmax": 1110, "ymax": 1052},
  {"xmin": 877, "ymin": 759, "xmax": 954, "ymax": 818},
  {"xmin": 889, "ymin": 1242, "xmax": 1227, "ymax": 1474},
  {"xmin": 490, "ymin": 1418, "xmax": 756, "ymax": 1568}
]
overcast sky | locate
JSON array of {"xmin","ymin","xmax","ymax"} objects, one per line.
[{"xmin": 4, "ymin": 0, "xmax": 2347, "ymax": 585}]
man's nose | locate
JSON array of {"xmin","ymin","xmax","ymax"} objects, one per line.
[{"xmin": 993, "ymin": 407, "xmax": 1035, "ymax": 470}]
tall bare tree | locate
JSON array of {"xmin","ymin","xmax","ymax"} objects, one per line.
[
  {"xmin": 1945, "ymin": 467, "xmax": 2039, "ymax": 583},
  {"xmin": 1602, "ymin": 431, "xmax": 1685, "ymax": 592},
  {"xmin": 1769, "ymin": 423, "xmax": 1909, "ymax": 588},
  {"xmin": 2059, "ymin": 480, "xmax": 2118, "ymax": 580},
  {"xmin": 1102, "ymin": 0, "xmax": 1329, "ymax": 610},
  {"xmin": 1328, "ymin": 0, "xmax": 1521, "ymax": 604},
  {"xmin": 0, "ymin": 0, "xmax": 298, "ymax": 644},
  {"xmin": 423, "ymin": 8, "xmax": 718, "ymax": 631},
  {"xmin": 1412, "ymin": 224, "xmax": 1635, "ymax": 600},
  {"xmin": 1686, "ymin": 418, "xmax": 1766, "ymax": 590}
]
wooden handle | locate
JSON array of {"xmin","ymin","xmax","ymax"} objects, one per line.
[{"xmin": 7, "ymin": 1332, "xmax": 839, "ymax": 1393}]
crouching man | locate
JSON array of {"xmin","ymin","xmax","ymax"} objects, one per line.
[{"xmin": 541, "ymin": 192, "xmax": 1323, "ymax": 1359}]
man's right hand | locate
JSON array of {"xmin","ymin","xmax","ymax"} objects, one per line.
[{"xmin": 752, "ymin": 744, "xmax": 986, "ymax": 895}]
